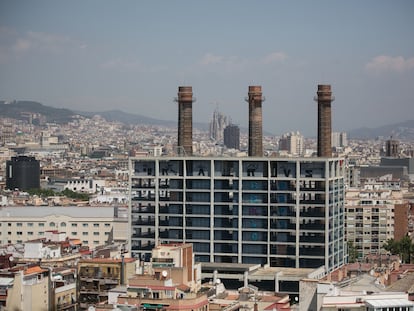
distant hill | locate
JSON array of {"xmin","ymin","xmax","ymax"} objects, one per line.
[
  {"xmin": 78, "ymin": 109, "xmax": 177, "ymax": 127},
  {"xmin": 347, "ymin": 120, "xmax": 414, "ymax": 140},
  {"xmin": 0, "ymin": 100, "xmax": 75, "ymax": 123},
  {"xmin": 78, "ymin": 109, "xmax": 209, "ymax": 130},
  {"xmin": 0, "ymin": 100, "xmax": 209, "ymax": 130}
]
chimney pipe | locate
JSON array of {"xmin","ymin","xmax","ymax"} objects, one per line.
[
  {"xmin": 175, "ymin": 86, "xmax": 195, "ymax": 156},
  {"xmin": 246, "ymin": 85, "xmax": 264, "ymax": 157},
  {"xmin": 315, "ymin": 84, "xmax": 334, "ymax": 157}
]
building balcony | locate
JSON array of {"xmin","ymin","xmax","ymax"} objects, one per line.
[
  {"xmin": 300, "ymin": 248, "xmax": 325, "ymax": 256},
  {"xmin": 132, "ymin": 232, "xmax": 155, "ymax": 239},
  {"xmin": 299, "ymin": 223, "xmax": 325, "ymax": 231},
  {"xmin": 300, "ymin": 199, "xmax": 325, "ymax": 205},
  {"xmin": 132, "ymin": 206, "xmax": 155, "ymax": 214},
  {"xmin": 299, "ymin": 236, "xmax": 325, "ymax": 243},
  {"xmin": 131, "ymin": 244, "xmax": 154, "ymax": 251},
  {"xmin": 132, "ymin": 220, "xmax": 155, "ymax": 226},
  {"xmin": 132, "ymin": 196, "xmax": 155, "ymax": 202},
  {"xmin": 300, "ymin": 210, "xmax": 325, "ymax": 218}
]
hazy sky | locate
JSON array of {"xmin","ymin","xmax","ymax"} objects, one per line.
[{"xmin": 0, "ymin": 1, "xmax": 413, "ymax": 136}]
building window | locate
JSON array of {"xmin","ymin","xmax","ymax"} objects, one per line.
[
  {"xmin": 17, "ymin": 232, "xmax": 22, "ymax": 235},
  {"xmin": 17, "ymin": 223, "xmax": 22, "ymax": 227},
  {"xmin": 50, "ymin": 222, "xmax": 56, "ymax": 227},
  {"xmin": 93, "ymin": 223, "xmax": 99, "ymax": 227},
  {"xmin": 71, "ymin": 223, "xmax": 77, "ymax": 227},
  {"xmin": 82, "ymin": 232, "xmax": 88, "ymax": 236},
  {"xmin": 94, "ymin": 241, "xmax": 99, "ymax": 245},
  {"xmin": 104, "ymin": 223, "xmax": 110, "ymax": 227},
  {"xmin": 72, "ymin": 232, "xmax": 77, "ymax": 236},
  {"xmin": 28, "ymin": 232, "xmax": 33, "ymax": 235},
  {"xmin": 17, "ymin": 240, "xmax": 22, "ymax": 243},
  {"xmin": 39, "ymin": 232, "xmax": 44, "ymax": 235},
  {"xmin": 28, "ymin": 223, "xmax": 33, "ymax": 227},
  {"xmin": 39, "ymin": 223, "xmax": 45, "ymax": 227},
  {"xmin": 60, "ymin": 222, "xmax": 66, "ymax": 227},
  {"xmin": 82, "ymin": 223, "xmax": 88, "ymax": 227},
  {"xmin": 82, "ymin": 240, "xmax": 88, "ymax": 244},
  {"xmin": 8, "ymin": 223, "xmax": 11, "ymax": 227},
  {"xmin": 7, "ymin": 232, "xmax": 11, "ymax": 235},
  {"xmin": 105, "ymin": 232, "xmax": 110, "ymax": 236},
  {"xmin": 93, "ymin": 232, "xmax": 99, "ymax": 236}
]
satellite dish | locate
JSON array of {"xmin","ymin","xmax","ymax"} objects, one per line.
[{"xmin": 162, "ymin": 270, "xmax": 168, "ymax": 278}]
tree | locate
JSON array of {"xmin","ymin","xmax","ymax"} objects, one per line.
[
  {"xmin": 61, "ymin": 189, "xmax": 89, "ymax": 201},
  {"xmin": 383, "ymin": 238, "xmax": 398, "ymax": 254},
  {"xmin": 347, "ymin": 241, "xmax": 358, "ymax": 263},
  {"xmin": 383, "ymin": 236, "xmax": 414, "ymax": 264},
  {"xmin": 399, "ymin": 235, "xmax": 414, "ymax": 264}
]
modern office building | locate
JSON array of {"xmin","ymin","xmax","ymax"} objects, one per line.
[
  {"xmin": 223, "ymin": 124, "xmax": 240, "ymax": 150},
  {"xmin": 6, "ymin": 155, "xmax": 40, "ymax": 190},
  {"xmin": 129, "ymin": 156, "xmax": 346, "ymax": 272}
]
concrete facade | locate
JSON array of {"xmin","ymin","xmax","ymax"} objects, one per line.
[{"xmin": 129, "ymin": 156, "xmax": 346, "ymax": 273}]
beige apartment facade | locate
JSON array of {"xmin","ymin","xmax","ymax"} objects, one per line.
[
  {"xmin": 345, "ymin": 181, "xmax": 403, "ymax": 259},
  {"xmin": 0, "ymin": 206, "xmax": 127, "ymax": 249}
]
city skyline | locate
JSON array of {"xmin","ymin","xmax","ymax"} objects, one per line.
[{"xmin": 0, "ymin": 1, "xmax": 413, "ymax": 136}]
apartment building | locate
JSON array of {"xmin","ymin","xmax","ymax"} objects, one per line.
[
  {"xmin": 52, "ymin": 267, "xmax": 77, "ymax": 311},
  {"xmin": 345, "ymin": 179, "xmax": 404, "ymax": 259},
  {"xmin": 0, "ymin": 265, "xmax": 51, "ymax": 310},
  {"xmin": 279, "ymin": 131, "xmax": 304, "ymax": 156},
  {"xmin": 107, "ymin": 243, "xmax": 206, "ymax": 311},
  {"xmin": 0, "ymin": 206, "xmax": 127, "ymax": 249},
  {"xmin": 77, "ymin": 257, "xmax": 137, "ymax": 310},
  {"xmin": 129, "ymin": 156, "xmax": 346, "ymax": 273}
]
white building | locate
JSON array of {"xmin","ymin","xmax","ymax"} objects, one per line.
[
  {"xmin": 279, "ymin": 131, "xmax": 304, "ymax": 156},
  {"xmin": 0, "ymin": 206, "xmax": 127, "ymax": 249},
  {"xmin": 332, "ymin": 132, "xmax": 348, "ymax": 148}
]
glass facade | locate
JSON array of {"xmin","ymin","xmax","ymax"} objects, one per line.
[{"xmin": 129, "ymin": 157, "xmax": 346, "ymax": 272}]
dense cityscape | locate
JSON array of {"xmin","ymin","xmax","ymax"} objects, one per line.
[
  {"xmin": 1, "ymin": 1, "xmax": 414, "ymax": 310},
  {"xmin": 0, "ymin": 83, "xmax": 414, "ymax": 310}
]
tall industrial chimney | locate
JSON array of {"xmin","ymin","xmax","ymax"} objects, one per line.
[
  {"xmin": 246, "ymin": 85, "xmax": 264, "ymax": 157},
  {"xmin": 314, "ymin": 84, "xmax": 334, "ymax": 157},
  {"xmin": 175, "ymin": 86, "xmax": 195, "ymax": 156}
]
